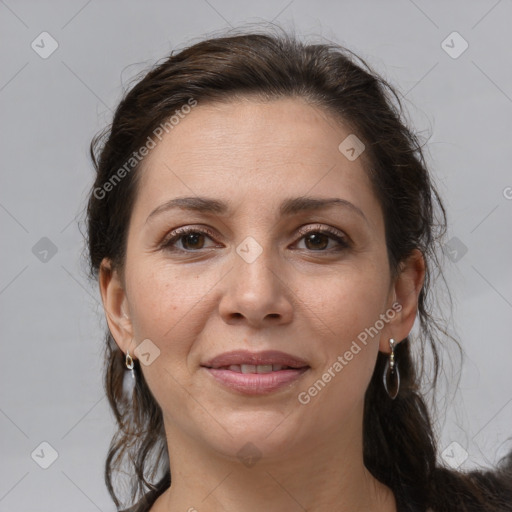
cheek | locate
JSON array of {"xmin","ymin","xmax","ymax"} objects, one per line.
[
  {"xmin": 125, "ymin": 263, "xmax": 214, "ymax": 399},
  {"xmin": 297, "ymin": 264, "xmax": 390, "ymax": 344},
  {"xmin": 293, "ymin": 265, "xmax": 389, "ymax": 408},
  {"xmin": 127, "ymin": 262, "xmax": 219, "ymax": 339}
]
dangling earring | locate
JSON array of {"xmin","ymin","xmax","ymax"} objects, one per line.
[
  {"xmin": 383, "ymin": 338, "xmax": 400, "ymax": 399},
  {"xmin": 123, "ymin": 344, "xmax": 136, "ymax": 399}
]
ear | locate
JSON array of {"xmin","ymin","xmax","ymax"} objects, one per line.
[
  {"xmin": 379, "ymin": 249, "xmax": 425, "ymax": 353},
  {"xmin": 98, "ymin": 258, "xmax": 135, "ymax": 357}
]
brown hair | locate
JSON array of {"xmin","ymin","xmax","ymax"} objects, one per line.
[{"xmin": 86, "ymin": 27, "xmax": 512, "ymax": 511}]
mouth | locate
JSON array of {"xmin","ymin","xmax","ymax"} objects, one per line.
[
  {"xmin": 202, "ymin": 349, "xmax": 309, "ymax": 370},
  {"xmin": 201, "ymin": 350, "xmax": 310, "ymax": 395},
  {"xmin": 213, "ymin": 363, "xmax": 303, "ymax": 373}
]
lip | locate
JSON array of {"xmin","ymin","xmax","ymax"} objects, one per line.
[
  {"xmin": 201, "ymin": 350, "xmax": 310, "ymax": 396},
  {"xmin": 202, "ymin": 350, "xmax": 309, "ymax": 369}
]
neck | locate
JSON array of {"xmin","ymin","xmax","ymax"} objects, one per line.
[{"xmin": 152, "ymin": 404, "xmax": 396, "ymax": 512}]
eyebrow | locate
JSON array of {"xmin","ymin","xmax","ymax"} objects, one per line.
[{"xmin": 146, "ymin": 195, "xmax": 368, "ymax": 224}]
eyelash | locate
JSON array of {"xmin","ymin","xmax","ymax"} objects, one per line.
[{"xmin": 160, "ymin": 225, "xmax": 350, "ymax": 254}]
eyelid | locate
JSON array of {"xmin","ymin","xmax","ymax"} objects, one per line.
[{"xmin": 294, "ymin": 223, "xmax": 349, "ymax": 244}]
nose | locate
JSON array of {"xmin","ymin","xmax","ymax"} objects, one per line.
[{"xmin": 218, "ymin": 244, "xmax": 294, "ymax": 328}]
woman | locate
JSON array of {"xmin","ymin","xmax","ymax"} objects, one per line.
[{"xmin": 86, "ymin": 29, "xmax": 512, "ymax": 511}]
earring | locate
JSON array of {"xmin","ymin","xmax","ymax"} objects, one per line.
[
  {"xmin": 383, "ymin": 338, "xmax": 400, "ymax": 399},
  {"xmin": 123, "ymin": 348, "xmax": 136, "ymax": 398},
  {"xmin": 125, "ymin": 350, "xmax": 134, "ymax": 370}
]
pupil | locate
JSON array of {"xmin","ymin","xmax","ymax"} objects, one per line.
[
  {"xmin": 306, "ymin": 233, "xmax": 328, "ymax": 250},
  {"xmin": 184, "ymin": 233, "xmax": 203, "ymax": 249}
]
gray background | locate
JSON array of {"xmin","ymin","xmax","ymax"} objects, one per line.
[{"xmin": 1, "ymin": 1, "xmax": 511, "ymax": 510}]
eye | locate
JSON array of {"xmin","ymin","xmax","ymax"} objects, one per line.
[
  {"xmin": 160, "ymin": 224, "xmax": 350, "ymax": 253},
  {"xmin": 294, "ymin": 225, "xmax": 350, "ymax": 252},
  {"xmin": 160, "ymin": 226, "xmax": 219, "ymax": 252}
]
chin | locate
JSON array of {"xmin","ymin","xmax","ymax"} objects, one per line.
[{"xmin": 200, "ymin": 407, "xmax": 304, "ymax": 459}]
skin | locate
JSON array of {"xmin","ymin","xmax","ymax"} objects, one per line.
[{"xmin": 100, "ymin": 97, "xmax": 425, "ymax": 512}]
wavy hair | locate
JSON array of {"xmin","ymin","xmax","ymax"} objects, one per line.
[{"xmin": 86, "ymin": 27, "xmax": 512, "ymax": 511}]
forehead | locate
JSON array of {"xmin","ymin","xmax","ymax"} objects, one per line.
[{"xmin": 132, "ymin": 97, "xmax": 379, "ymax": 222}]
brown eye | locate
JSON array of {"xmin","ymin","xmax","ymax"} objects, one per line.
[
  {"xmin": 295, "ymin": 226, "xmax": 350, "ymax": 252},
  {"xmin": 304, "ymin": 232, "xmax": 330, "ymax": 250},
  {"xmin": 180, "ymin": 232, "xmax": 206, "ymax": 250},
  {"xmin": 161, "ymin": 227, "xmax": 218, "ymax": 252}
]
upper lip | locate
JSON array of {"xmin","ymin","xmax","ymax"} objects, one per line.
[{"xmin": 202, "ymin": 350, "xmax": 310, "ymax": 369}]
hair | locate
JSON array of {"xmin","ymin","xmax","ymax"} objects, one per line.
[{"xmin": 86, "ymin": 27, "xmax": 512, "ymax": 511}]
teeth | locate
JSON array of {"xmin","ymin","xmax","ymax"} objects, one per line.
[
  {"xmin": 221, "ymin": 364, "xmax": 292, "ymax": 373},
  {"xmin": 236, "ymin": 364, "xmax": 286, "ymax": 374},
  {"xmin": 241, "ymin": 364, "xmax": 257, "ymax": 374},
  {"xmin": 256, "ymin": 364, "xmax": 273, "ymax": 374}
]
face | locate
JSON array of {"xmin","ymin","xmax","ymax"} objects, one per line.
[{"xmin": 101, "ymin": 97, "xmax": 422, "ymax": 462}]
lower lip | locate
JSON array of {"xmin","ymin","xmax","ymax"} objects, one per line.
[{"xmin": 203, "ymin": 367, "xmax": 309, "ymax": 395}]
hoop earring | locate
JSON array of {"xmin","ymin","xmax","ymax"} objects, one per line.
[{"xmin": 383, "ymin": 338, "xmax": 400, "ymax": 399}]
